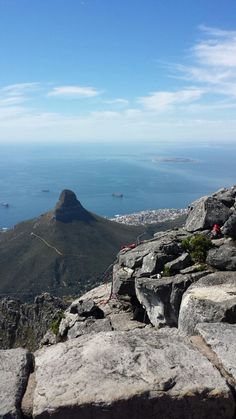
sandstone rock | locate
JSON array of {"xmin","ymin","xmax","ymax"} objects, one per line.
[
  {"xmin": 0, "ymin": 348, "xmax": 32, "ymax": 419},
  {"xmin": 185, "ymin": 196, "xmax": 230, "ymax": 232},
  {"xmin": 222, "ymin": 212, "xmax": 236, "ymax": 238},
  {"xmin": 33, "ymin": 329, "xmax": 234, "ymax": 419},
  {"xmin": 112, "ymin": 264, "xmax": 135, "ymax": 296},
  {"xmin": 164, "ymin": 252, "xmax": 192, "ymax": 274},
  {"xmin": 21, "ymin": 372, "xmax": 36, "ymax": 419},
  {"xmin": 68, "ymin": 298, "xmax": 104, "ymax": 318},
  {"xmin": 212, "ymin": 189, "xmax": 235, "ymax": 208},
  {"xmin": 108, "ymin": 312, "xmax": 146, "ymax": 331},
  {"xmin": 206, "ymin": 242, "xmax": 236, "ymax": 270},
  {"xmin": 135, "ymin": 272, "xmax": 208, "ymax": 327},
  {"xmin": 40, "ymin": 329, "xmax": 57, "ymax": 346},
  {"xmin": 113, "ymin": 234, "xmax": 183, "ymax": 297},
  {"xmin": 140, "ymin": 252, "xmax": 172, "ymax": 276},
  {"xmin": 67, "ymin": 317, "xmax": 112, "ymax": 339},
  {"xmin": 178, "ymin": 272, "xmax": 236, "ymax": 335},
  {"xmin": 180, "ymin": 264, "xmax": 210, "ymax": 274},
  {"xmin": 196, "ymin": 323, "xmax": 236, "ymax": 389}
]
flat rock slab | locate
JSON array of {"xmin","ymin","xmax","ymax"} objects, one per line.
[
  {"xmin": 0, "ymin": 348, "xmax": 32, "ymax": 419},
  {"xmin": 196, "ymin": 323, "xmax": 236, "ymax": 389},
  {"xmin": 33, "ymin": 329, "xmax": 234, "ymax": 419},
  {"xmin": 178, "ymin": 272, "xmax": 236, "ymax": 335}
]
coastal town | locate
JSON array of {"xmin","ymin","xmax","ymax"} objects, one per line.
[{"xmin": 110, "ymin": 208, "xmax": 187, "ymax": 225}]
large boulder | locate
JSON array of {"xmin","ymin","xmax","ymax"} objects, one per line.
[
  {"xmin": 206, "ymin": 242, "xmax": 236, "ymax": 270},
  {"xmin": 0, "ymin": 348, "xmax": 32, "ymax": 419},
  {"xmin": 196, "ymin": 323, "xmax": 236, "ymax": 389},
  {"xmin": 212, "ymin": 188, "xmax": 236, "ymax": 208},
  {"xmin": 33, "ymin": 329, "xmax": 234, "ymax": 419},
  {"xmin": 113, "ymin": 234, "xmax": 182, "ymax": 297},
  {"xmin": 178, "ymin": 272, "xmax": 236, "ymax": 335},
  {"xmin": 222, "ymin": 213, "xmax": 236, "ymax": 238},
  {"xmin": 164, "ymin": 252, "xmax": 191, "ymax": 274},
  {"xmin": 135, "ymin": 272, "xmax": 209, "ymax": 327},
  {"xmin": 185, "ymin": 196, "xmax": 230, "ymax": 232}
]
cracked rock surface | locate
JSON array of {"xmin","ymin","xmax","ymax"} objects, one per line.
[{"xmin": 33, "ymin": 328, "xmax": 234, "ymax": 419}]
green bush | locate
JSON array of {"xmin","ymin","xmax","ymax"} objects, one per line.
[
  {"xmin": 50, "ymin": 311, "xmax": 65, "ymax": 336},
  {"xmin": 181, "ymin": 234, "xmax": 212, "ymax": 263},
  {"xmin": 162, "ymin": 265, "xmax": 172, "ymax": 277}
]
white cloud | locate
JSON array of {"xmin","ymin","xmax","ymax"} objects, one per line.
[
  {"xmin": 2, "ymin": 82, "xmax": 41, "ymax": 96},
  {"xmin": 138, "ymin": 88, "xmax": 203, "ymax": 112},
  {"xmin": 193, "ymin": 39, "xmax": 236, "ymax": 68},
  {"xmin": 48, "ymin": 85, "xmax": 101, "ymax": 98},
  {"xmin": 103, "ymin": 98, "xmax": 129, "ymax": 106},
  {"xmin": 1, "ymin": 26, "xmax": 236, "ymax": 143}
]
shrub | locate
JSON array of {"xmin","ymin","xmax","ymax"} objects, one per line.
[
  {"xmin": 162, "ymin": 265, "xmax": 172, "ymax": 277},
  {"xmin": 50, "ymin": 311, "xmax": 65, "ymax": 336},
  {"xmin": 181, "ymin": 234, "xmax": 212, "ymax": 263}
]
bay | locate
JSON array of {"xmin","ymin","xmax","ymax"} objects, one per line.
[{"xmin": 0, "ymin": 141, "xmax": 235, "ymax": 228}]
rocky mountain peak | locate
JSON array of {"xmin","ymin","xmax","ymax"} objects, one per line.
[{"xmin": 54, "ymin": 189, "xmax": 94, "ymax": 223}]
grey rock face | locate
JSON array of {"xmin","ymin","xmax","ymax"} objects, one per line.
[
  {"xmin": 68, "ymin": 298, "xmax": 104, "ymax": 318},
  {"xmin": 212, "ymin": 189, "xmax": 235, "ymax": 208},
  {"xmin": 113, "ymin": 234, "xmax": 182, "ymax": 297},
  {"xmin": 21, "ymin": 372, "xmax": 36, "ymax": 419},
  {"xmin": 54, "ymin": 189, "xmax": 94, "ymax": 223},
  {"xmin": 112, "ymin": 263, "xmax": 135, "ymax": 296},
  {"xmin": 135, "ymin": 272, "xmax": 208, "ymax": 327},
  {"xmin": 178, "ymin": 272, "xmax": 236, "ymax": 335},
  {"xmin": 164, "ymin": 252, "xmax": 191, "ymax": 274},
  {"xmin": 185, "ymin": 196, "xmax": 230, "ymax": 232},
  {"xmin": 0, "ymin": 293, "xmax": 66, "ymax": 351},
  {"xmin": 0, "ymin": 348, "xmax": 32, "ymax": 419},
  {"xmin": 222, "ymin": 212, "xmax": 236, "ymax": 238},
  {"xmin": 67, "ymin": 318, "xmax": 112, "ymax": 339},
  {"xmin": 196, "ymin": 323, "xmax": 236, "ymax": 389},
  {"xmin": 206, "ymin": 242, "xmax": 236, "ymax": 270},
  {"xmin": 33, "ymin": 329, "xmax": 234, "ymax": 419}
]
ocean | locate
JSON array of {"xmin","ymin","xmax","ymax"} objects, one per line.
[{"xmin": 0, "ymin": 141, "xmax": 235, "ymax": 229}]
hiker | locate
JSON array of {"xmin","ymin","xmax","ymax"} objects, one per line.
[{"xmin": 211, "ymin": 223, "xmax": 222, "ymax": 239}]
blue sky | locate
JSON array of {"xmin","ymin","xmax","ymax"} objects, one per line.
[{"xmin": 0, "ymin": 0, "xmax": 236, "ymax": 143}]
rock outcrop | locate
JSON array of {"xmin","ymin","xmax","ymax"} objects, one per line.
[
  {"xmin": 185, "ymin": 196, "xmax": 230, "ymax": 232},
  {"xmin": 0, "ymin": 293, "xmax": 66, "ymax": 351},
  {"xmin": 54, "ymin": 189, "xmax": 95, "ymax": 223},
  {"xmin": 0, "ymin": 348, "xmax": 32, "ymax": 419},
  {"xmin": 178, "ymin": 272, "xmax": 236, "ymax": 335}
]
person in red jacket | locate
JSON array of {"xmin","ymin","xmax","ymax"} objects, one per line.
[{"xmin": 211, "ymin": 223, "xmax": 221, "ymax": 239}]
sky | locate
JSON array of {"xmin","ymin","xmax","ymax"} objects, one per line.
[{"xmin": 0, "ymin": 0, "xmax": 236, "ymax": 143}]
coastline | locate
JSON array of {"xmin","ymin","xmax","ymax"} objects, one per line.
[{"xmin": 109, "ymin": 208, "xmax": 187, "ymax": 225}]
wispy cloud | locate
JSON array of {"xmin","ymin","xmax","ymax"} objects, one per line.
[
  {"xmin": 48, "ymin": 85, "xmax": 102, "ymax": 98},
  {"xmin": 1, "ymin": 26, "xmax": 236, "ymax": 143},
  {"xmin": 2, "ymin": 82, "xmax": 41, "ymax": 96},
  {"xmin": 103, "ymin": 98, "xmax": 129, "ymax": 106},
  {"xmin": 138, "ymin": 88, "xmax": 203, "ymax": 112},
  {"xmin": 173, "ymin": 26, "xmax": 236, "ymax": 99}
]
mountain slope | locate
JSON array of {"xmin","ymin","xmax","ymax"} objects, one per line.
[{"xmin": 0, "ymin": 190, "xmax": 149, "ymax": 301}]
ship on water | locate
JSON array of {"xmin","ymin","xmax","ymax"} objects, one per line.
[{"xmin": 112, "ymin": 192, "xmax": 123, "ymax": 198}]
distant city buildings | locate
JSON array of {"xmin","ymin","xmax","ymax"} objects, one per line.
[{"xmin": 110, "ymin": 208, "xmax": 187, "ymax": 225}]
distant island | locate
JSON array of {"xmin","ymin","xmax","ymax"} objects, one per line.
[{"xmin": 152, "ymin": 157, "xmax": 197, "ymax": 163}]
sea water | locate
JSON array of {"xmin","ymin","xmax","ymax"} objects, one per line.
[{"xmin": 0, "ymin": 141, "xmax": 235, "ymax": 228}]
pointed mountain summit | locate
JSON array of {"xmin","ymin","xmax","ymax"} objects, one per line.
[{"xmin": 54, "ymin": 190, "xmax": 94, "ymax": 223}]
